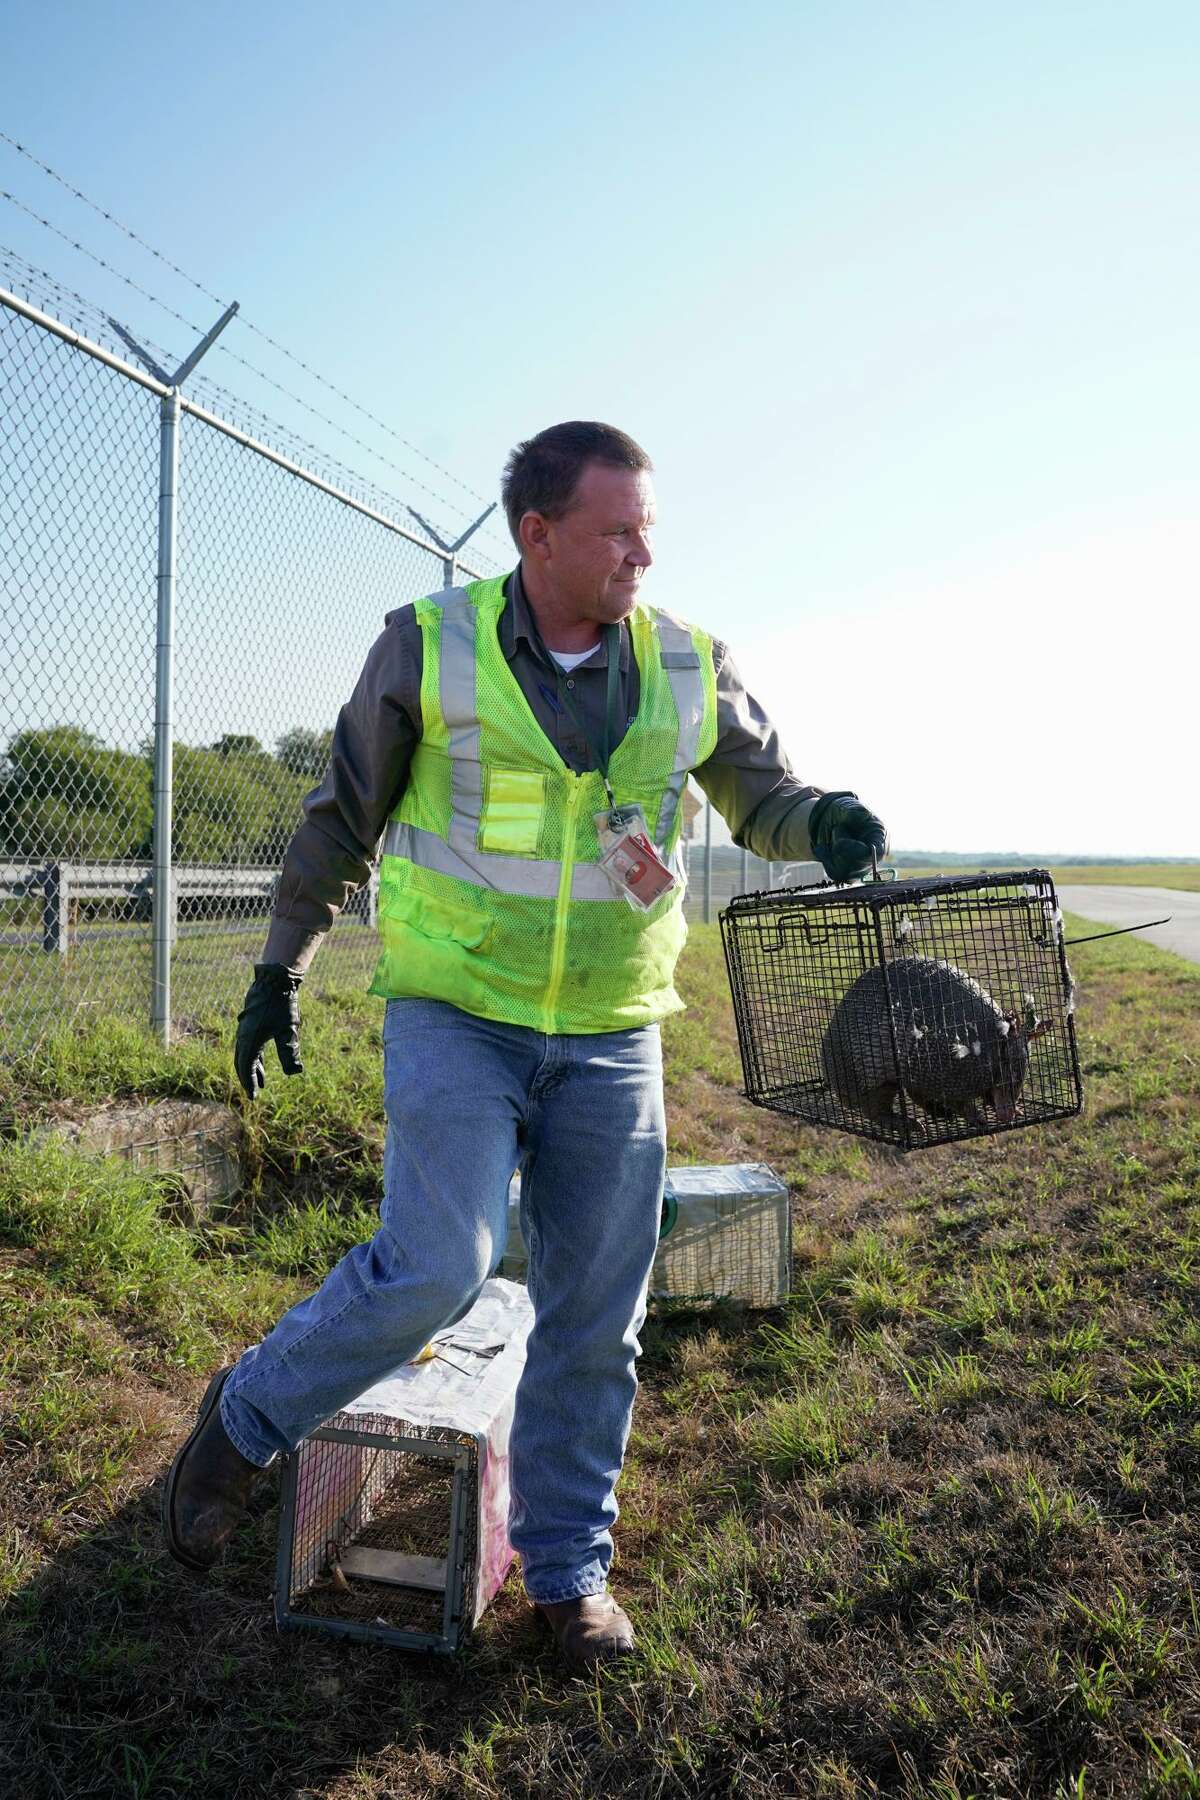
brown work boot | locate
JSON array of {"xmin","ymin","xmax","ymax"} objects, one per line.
[
  {"xmin": 536, "ymin": 1593, "xmax": 636, "ymax": 1672},
  {"xmin": 161, "ymin": 1367, "xmax": 268, "ymax": 1572}
]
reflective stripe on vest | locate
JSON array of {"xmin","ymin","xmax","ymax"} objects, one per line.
[
  {"xmin": 384, "ymin": 586, "xmax": 703, "ymax": 898},
  {"xmin": 655, "ymin": 610, "xmax": 708, "ymax": 853},
  {"xmin": 380, "ymin": 817, "xmax": 669, "ymax": 900}
]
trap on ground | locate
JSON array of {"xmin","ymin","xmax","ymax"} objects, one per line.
[
  {"xmin": 275, "ymin": 1279, "xmax": 533, "ymax": 1653},
  {"xmin": 720, "ymin": 867, "xmax": 1082, "ymax": 1151},
  {"xmin": 500, "ymin": 1163, "xmax": 791, "ymax": 1309}
]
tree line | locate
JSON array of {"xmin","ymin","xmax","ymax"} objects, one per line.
[{"xmin": 0, "ymin": 727, "xmax": 333, "ymax": 863}]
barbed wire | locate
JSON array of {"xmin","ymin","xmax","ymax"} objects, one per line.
[
  {"xmin": 0, "ymin": 181, "xmax": 510, "ymax": 553},
  {"xmin": 0, "ymin": 183, "xmax": 203, "ymax": 339},
  {"xmin": 0, "ymin": 242, "xmax": 503, "ymax": 571},
  {"xmin": 181, "ymin": 371, "xmax": 503, "ymax": 567},
  {"xmin": 0, "ymin": 129, "xmax": 227, "ymax": 303},
  {"xmin": 0, "ymin": 130, "xmax": 508, "ymax": 532},
  {"xmin": 0, "ymin": 243, "xmax": 117, "ymax": 344}
]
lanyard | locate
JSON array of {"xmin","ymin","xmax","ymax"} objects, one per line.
[{"xmin": 533, "ymin": 618, "xmax": 623, "ymax": 812}]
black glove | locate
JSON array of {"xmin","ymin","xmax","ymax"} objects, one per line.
[
  {"xmin": 809, "ymin": 791, "xmax": 888, "ymax": 884},
  {"xmin": 235, "ymin": 963, "xmax": 304, "ymax": 1100}
]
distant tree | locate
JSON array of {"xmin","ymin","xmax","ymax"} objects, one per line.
[
  {"xmin": 0, "ymin": 728, "xmax": 312, "ymax": 866},
  {"xmin": 4, "ymin": 727, "xmax": 152, "ymax": 860},
  {"xmin": 174, "ymin": 743, "xmax": 308, "ymax": 863},
  {"xmin": 210, "ymin": 733, "xmax": 266, "ymax": 758},
  {"xmin": 275, "ymin": 727, "xmax": 333, "ymax": 784}
]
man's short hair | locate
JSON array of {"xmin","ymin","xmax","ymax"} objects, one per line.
[{"xmin": 501, "ymin": 421, "xmax": 652, "ymax": 547}]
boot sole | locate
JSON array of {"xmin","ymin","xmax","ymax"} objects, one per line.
[{"xmin": 161, "ymin": 1365, "xmax": 235, "ymax": 1572}]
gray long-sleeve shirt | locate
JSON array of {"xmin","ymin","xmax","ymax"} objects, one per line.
[{"xmin": 264, "ymin": 568, "xmax": 824, "ymax": 971}]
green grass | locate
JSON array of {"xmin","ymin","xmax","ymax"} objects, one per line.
[
  {"xmin": 1, "ymin": 920, "xmax": 1198, "ymax": 1796},
  {"xmin": 892, "ymin": 862, "xmax": 1200, "ymax": 892},
  {"xmin": 0, "ymin": 916, "xmax": 381, "ymax": 1053},
  {"xmin": 1049, "ymin": 864, "xmax": 1200, "ymax": 892}
]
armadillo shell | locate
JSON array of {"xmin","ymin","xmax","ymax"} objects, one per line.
[{"xmin": 821, "ymin": 957, "xmax": 1025, "ymax": 1113}]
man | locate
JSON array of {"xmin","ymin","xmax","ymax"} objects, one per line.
[{"xmin": 161, "ymin": 421, "xmax": 886, "ymax": 1672}]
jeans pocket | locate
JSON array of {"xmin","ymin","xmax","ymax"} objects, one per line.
[{"xmin": 383, "ymin": 995, "xmax": 459, "ymax": 1041}]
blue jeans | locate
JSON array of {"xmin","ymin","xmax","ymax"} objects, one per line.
[{"xmin": 222, "ymin": 997, "xmax": 667, "ymax": 1605}]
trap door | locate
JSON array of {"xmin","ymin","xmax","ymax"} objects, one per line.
[
  {"xmin": 275, "ymin": 1425, "xmax": 474, "ymax": 1654},
  {"xmin": 720, "ymin": 888, "xmax": 884, "ymax": 1112},
  {"xmin": 875, "ymin": 876, "xmax": 1083, "ymax": 1144},
  {"xmin": 653, "ymin": 1166, "xmax": 792, "ymax": 1308}
]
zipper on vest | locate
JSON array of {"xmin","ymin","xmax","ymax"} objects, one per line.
[{"xmin": 544, "ymin": 773, "xmax": 584, "ymax": 1032}]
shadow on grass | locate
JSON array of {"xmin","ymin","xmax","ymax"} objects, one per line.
[
  {"xmin": 0, "ymin": 1303, "xmax": 755, "ymax": 1800},
  {"xmin": 0, "ymin": 1463, "xmax": 561, "ymax": 1800}
]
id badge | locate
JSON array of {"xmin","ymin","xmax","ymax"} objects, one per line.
[{"xmin": 594, "ymin": 805, "xmax": 678, "ymax": 912}]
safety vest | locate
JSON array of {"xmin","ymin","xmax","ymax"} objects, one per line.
[{"xmin": 368, "ymin": 575, "xmax": 718, "ymax": 1033}]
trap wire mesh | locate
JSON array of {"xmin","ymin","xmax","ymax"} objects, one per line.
[
  {"xmin": 499, "ymin": 1163, "xmax": 792, "ymax": 1310},
  {"xmin": 720, "ymin": 868, "xmax": 1082, "ymax": 1151},
  {"xmin": 274, "ymin": 1278, "xmax": 532, "ymax": 1654},
  {"xmin": 276, "ymin": 1417, "xmax": 475, "ymax": 1653}
]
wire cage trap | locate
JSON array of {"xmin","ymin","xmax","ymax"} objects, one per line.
[
  {"xmin": 720, "ymin": 867, "xmax": 1082, "ymax": 1152},
  {"xmin": 499, "ymin": 1163, "xmax": 792, "ymax": 1309},
  {"xmin": 275, "ymin": 1278, "xmax": 533, "ymax": 1654},
  {"xmin": 276, "ymin": 1416, "xmax": 475, "ymax": 1652}
]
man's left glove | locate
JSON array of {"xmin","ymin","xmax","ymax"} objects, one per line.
[
  {"xmin": 235, "ymin": 963, "xmax": 304, "ymax": 1100},
  {"xmin": 809, "ymin": 791, "xmax": 889, "ymax": 884}
]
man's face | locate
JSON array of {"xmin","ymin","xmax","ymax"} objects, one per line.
[{"xmin": 526, "ymin": 462, "xmax": 656, "ymax": 623}]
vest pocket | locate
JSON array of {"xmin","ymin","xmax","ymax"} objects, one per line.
[
  {"xmin": 478, "ymin": 766, "xmax": 546, "ymax": 856},
  {"xmin": 380, "ymin": 886, "xmax": 493, "ymax": 950}
]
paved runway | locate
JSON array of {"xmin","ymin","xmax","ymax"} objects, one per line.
[{"xmin": 1057, "ymin": 885, "xmax": 1200, "ymax": 966}]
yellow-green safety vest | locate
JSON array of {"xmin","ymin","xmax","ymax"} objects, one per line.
[{"xmin": 369, "ymin": 575, "xmax": 718, "ymax": 1033}]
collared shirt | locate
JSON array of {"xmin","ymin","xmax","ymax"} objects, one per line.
[
  {"xmin": 265, "ymin": 568, "xmax": 822, "ymax": 971},
  {"xmin": 500, "ymin": 565, "xmax": 639, "ymax": 772}
]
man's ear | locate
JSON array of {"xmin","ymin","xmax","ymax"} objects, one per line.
[{"xmin": 519, "ymin": 510, "xmax": 552, "ymax": 562}]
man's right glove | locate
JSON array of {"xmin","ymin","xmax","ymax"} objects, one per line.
[
  {"xmin": 235, "ymin": 963, "xmax": 304, "ymax": 1100},
  {"xmin": 808, "ymin": 791, "xmax": 888, "ymax": 884}
]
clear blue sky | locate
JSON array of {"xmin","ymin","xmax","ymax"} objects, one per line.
[{"xmin": 3, "ymin": 1, "xmax": 1197, "ymax": 854}]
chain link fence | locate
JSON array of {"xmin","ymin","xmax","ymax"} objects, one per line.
[
  {"xmin": 2, "ymin": 279, "xmax": 797, "ymax": 1056},
  {"xmin": 2, "ymin": 299, "xmax": 162, "ymax": 1045}
]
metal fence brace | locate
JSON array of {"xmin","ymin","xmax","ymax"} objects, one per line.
[
  {"xmin": 720, "ymin": 868, "xmax": 1083, "ymax": 1152},
  {"xmin": 0, "ymin": 280, "xmax": 492, "ymax": 1053}
]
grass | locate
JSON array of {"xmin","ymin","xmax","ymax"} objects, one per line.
[
  {"xmin": 0, "ymin": 914, "xmax": 382, "ymax": 1052},
  {"xmin": 890, "ymin": 862, "xmax": 1200, "ymax": 893},
  {"xmin": 0, "ymin": 917, "xmax": 1198, "ymax": 1796},
  {"xmin": 1048, "ymin": 865, "xmax": 1200, "ymax": 892}
]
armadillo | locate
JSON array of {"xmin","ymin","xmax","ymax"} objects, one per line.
[{"xmin": 820, "ymin": 956, "xmax": 1046, "ymax": 1129}]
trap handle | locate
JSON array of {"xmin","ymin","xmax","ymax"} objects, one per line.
[
  {"xmin": 1063, "ymin": 915, "xmax": 1172, "ymax": 947},
  {"xmin": 776, "ymin": 847, "xmax": 895, "ymax": 896}
]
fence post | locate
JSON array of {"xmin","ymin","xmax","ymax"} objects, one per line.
[
  {"xmin": 740, "ymin": 844, "xmax": 748, "ymax": 895},
  {"xmin": 109, "ymin": 303, "xmax": 239, "ymax": 1043},
  {"xmin": 151, "ymin": 389, "xmax": 180, "ymax": 1043},
  {"xmin": 41, "ymin": 862, "xmax": 70, "ymax": 956},
  {"xmin": 703, "ymin": 799, "xmax": 713, "ymax": 923},
  {"xmin": 766, "ymin": 859, "xmax": 774, "ymax": 890}
]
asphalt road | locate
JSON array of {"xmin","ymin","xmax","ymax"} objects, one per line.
[{"xmin": 1058, "ymin": 885, "xmax": 1200, "ymax": 966}]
